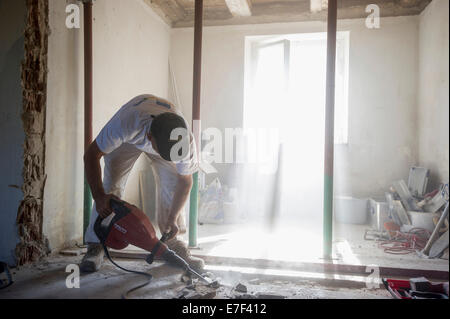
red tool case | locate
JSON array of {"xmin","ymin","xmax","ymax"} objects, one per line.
[
  {"xmin": 383, "ymin": 279, "xmax": 414, "ymax": 299},
  {"xmin": 383, "ymin": 278, "xmax": 449, "ymax": 299}
]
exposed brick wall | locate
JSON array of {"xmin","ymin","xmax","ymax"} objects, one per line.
[{"xmin": 16, "ymin": 0, "xmax": 50, "ymax": 265}]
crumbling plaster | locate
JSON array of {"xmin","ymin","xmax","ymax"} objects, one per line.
[{"xmin": 16, "ymin": 0, "xmax": 51, "ymax": 265}]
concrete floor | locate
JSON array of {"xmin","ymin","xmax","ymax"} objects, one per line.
[
  {"xmin": 1, "ymin": 222, "xmax": 446, "ymax": 299},
  {"xmin": 0, "ymin": 255, "xmax": 391, "ymax": 299}
]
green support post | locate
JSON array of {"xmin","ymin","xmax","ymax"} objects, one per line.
[
  {"xmin": 323, "ymin": 175, "xmax": 333, "ymax": 259},
  {"xmin": 323, "ymin": 0, "xmax": 337, "ymax": 260},
  {"xmin": 189, "ymin": 0, "xmax": 203, "ymax": 248},
  {"xmin": 83, "ymin": 177, "xmax": 92, "ymax": 243},
  {"xmin": 189, "ymin": 172, "xmax": 199, "ymax": 247},
  {"xmin": 82, "ymin": 1, "xmax": 93, "ymax": 245}
]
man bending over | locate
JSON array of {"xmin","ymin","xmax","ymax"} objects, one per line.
[{"xmin": 81, "ymin": 94, "xmax": 204, "ymax": 272}]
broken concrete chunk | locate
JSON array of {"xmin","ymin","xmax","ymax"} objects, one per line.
[
  {"xmin": 177, "ymin": 289, "xmax": 191, "ymax": 298},
  {"xmin": 186, "ymin": 284, "xmax": 196, "ymax": 290},
  {"xmin": 179, "ymin": 278, "xmax": 220, "ymax": 299},
  {"xmin": 181, "ymin": 275, "xmax": 191, "ymax": 283},
  {"xmin": 208, "ymin": 280, "xmax": 220, "ymax": 289},
  {"xmin": 235, "ymin": 283, "xmax": 247, "ymax": 293},
  {"xmin": 189, "ymin": 285, "xmax": 217, "ymax": 299},
  {"xmin": 199, "ymin": 290, "xmax": 217, "ymax": 299},
  {"xmin": 182, "ymin": 291, "xmax": 200, "ymax": 299}
]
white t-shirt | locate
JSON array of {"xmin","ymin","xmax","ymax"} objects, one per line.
[{"xmin": 96, "ymin": 94, "xmax": 198, "ymax": 176}]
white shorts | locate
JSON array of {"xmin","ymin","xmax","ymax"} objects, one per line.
[{"xmin": 84, "ymin": 143, "xmax": 187, "ymax": 244}]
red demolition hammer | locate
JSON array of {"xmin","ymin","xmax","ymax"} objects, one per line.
[{"xmin": 94, "ymin": 199, "xmax": 209, "ymax": 284}]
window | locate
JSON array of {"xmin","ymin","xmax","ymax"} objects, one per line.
[{"xmin": 244, "ymin": 32, "xmax": 350, "ymax": 144}]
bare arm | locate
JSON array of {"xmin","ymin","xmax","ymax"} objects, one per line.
[
  {"xmin": 165, "ymin": 174, "xmax": 193, "ymax": 239},
  {"xmin": 84, "ymin": 141, "xmax": 105, "ymax": 200},
  {"xmin": 84, "ymin": 141, "xmax": 118, "ymax": 218}
]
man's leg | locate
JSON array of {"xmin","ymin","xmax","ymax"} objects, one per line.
[
  {"xmin": 81, "ymin": 144, "xmax": 142, "ymax": 272},
  {"xmin": 147, "ymin": 155, "xmax": 205, "ymax": 272}
]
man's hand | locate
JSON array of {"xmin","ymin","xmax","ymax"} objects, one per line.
[
  {"xmin": 164, "ymin": 217, "xmax": 180, "ymax": 240},
  {"xmin": 95, "ymin": 193, "xmax": 120, "ymax": 218}
]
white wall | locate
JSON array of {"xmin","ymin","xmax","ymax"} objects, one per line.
[
  {"xmin": 417, "ymin": 0, "xmax": 449, "ymax": 190},
  {"xmin": 45, "ymin": 0, "xmax": 84, "ymax": 251},
  {"xmin": 170, "ymin": 16, "xmax": 420, "ymax": 197},
  {"xmin": 44, "ymin": 0, "xmax": 171, "ymax": 250}
]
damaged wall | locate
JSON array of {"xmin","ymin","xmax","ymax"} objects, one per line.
[
  {"xmin": 170, "ymin": 16, "xmax": 419, "ymax": 198},
  {"xmin": 0, "ymin": 0, "xmax": 26, "ymax": 266},
  {"xmin": 44, "ymin": 0, "xmax": 171, "ymax": 251},
  {"xmin": 15, "ymin": 0, "xmax": 50, "ymax": 265},
  {"xmin": 417, "ymin": 0, "xmax": 449, "ymax": 190}
]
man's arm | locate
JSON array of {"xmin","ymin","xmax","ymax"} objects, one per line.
[
  {"xmin": 84, "ymin": 141, "xmax": 118, "ymax": 218},
  {"xmin": 165, "ymin": 174, "xmax": 193, "ymax": 239}
]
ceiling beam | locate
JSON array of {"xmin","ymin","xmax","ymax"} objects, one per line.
[
  {"xmin": 310, "ymin": 0, "xmax": 328, "ymax": 13},
  {"xmin": 224, "ymin": 0, "xmax": 252, "ymax": 17},
  {"xmin": 143, "ymin": 0, "xmax": 186, "ymax": 26}
]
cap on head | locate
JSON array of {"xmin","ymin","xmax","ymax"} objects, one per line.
[{"xmin": 150, "ymin": 112, "xmax": 188, "ymax": 162}]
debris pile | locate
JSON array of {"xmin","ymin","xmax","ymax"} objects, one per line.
[
  {"xmin": 230, "ymin": 282, "xmax": 286, "ymax": 299},
  {"xmin": 365, "ymin": 167, "xmax": 449, "ymax": 259},
  {"xmin": 176, "ymin": 274, "xmax": 287, "ymax": 299},
  {"xmin": 177, "ymin": 272, "xmax": 222, "ymax": 299}
]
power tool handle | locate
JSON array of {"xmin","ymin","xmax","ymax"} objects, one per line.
[
  {"xmin": 160, "ymin": 232, "xmax": 170, "ymax": 243},
  {"xmin": 110, "ymin": 198, "xmax": 123, "ymax": 210}
]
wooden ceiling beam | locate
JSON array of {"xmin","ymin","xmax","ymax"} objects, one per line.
[{"xmin": 224, "ymin": 0, "xmax": 252, "ymax": 17}]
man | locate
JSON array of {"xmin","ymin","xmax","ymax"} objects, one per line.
[{"xmin": 81, "ymin": 94, "xmax": 204, "ymax": 272}]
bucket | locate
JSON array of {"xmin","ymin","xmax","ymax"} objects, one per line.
[{"xmin": 334, "ymin": 196, "xmax": 368, "ymax": 225}]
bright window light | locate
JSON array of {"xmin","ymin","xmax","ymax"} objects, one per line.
[
  {"xmin": 240, "ymin": 32, "xmax": 350, "ymax": 225},
  {"xmin": 245, "ymin": 32, "xmax": 350, "ymax": 145}
]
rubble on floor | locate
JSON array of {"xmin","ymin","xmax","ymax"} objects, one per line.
[
  {"xmin": 0, "ymin": 255, "xmax": 394, "ymax": 299},
  {"xmin": 176, "ymin": 272, "xmax": 290, "ymax": 299},
  {"xmin": 234, "ymin": 283, "xmax": 247, "ymax": 293}
]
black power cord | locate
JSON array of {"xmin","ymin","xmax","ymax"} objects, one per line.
[{"xmin": 102, "ymin": 245, "xmax": 153, "ymax": 299}]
